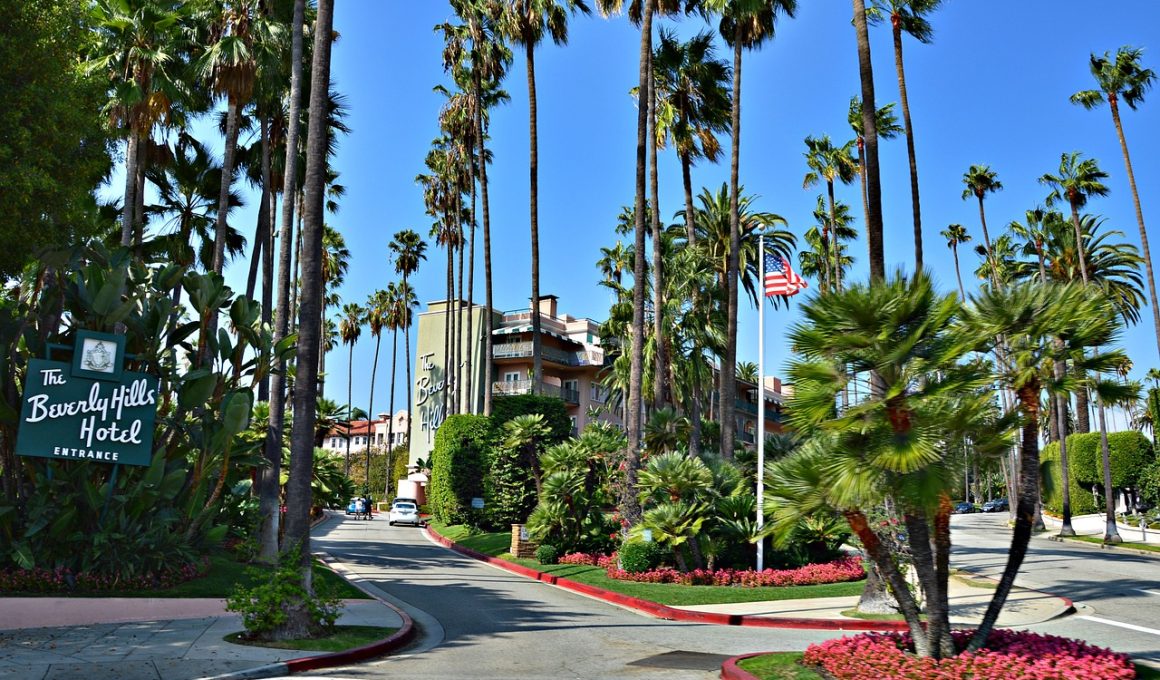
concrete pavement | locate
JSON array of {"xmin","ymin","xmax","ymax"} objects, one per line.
[{"xmin": 1042, "ymin": 512, "xmax": 1160, "ymax": 545}]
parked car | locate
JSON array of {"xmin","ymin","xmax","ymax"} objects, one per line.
[
  {"xmin": 388, "ymin": 501, "xmax": 422, "ymax": 527},
  {"xmin": 953, "ymin": 502, "xmax": 976, "ymax": 514},
  {"xmin": 982, "ymin": 498, "xmax": 1009, "ymax": 513}
]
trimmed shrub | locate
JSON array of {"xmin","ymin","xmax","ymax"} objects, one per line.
[
  {"xmin": 1041, "ymin": 441, "xmax": 1098, "ymax": 516},
  {"xmin": 1068, "ymin": 430, "xmax": 1155, "ymax": 488},
  {"xmin": 618, "ymin": 540, "xmax": 665, "ymax": 573},
  {"xmin": 534, "ymin": 544, "xmax": 559, "ymax": 565},
  {"xmin": 490, "ymin": 395, "xmax": 571, "ymax": 445},
  {"xmin": 429, "ymin": 415, "xmax": 493, "ymax": 525},
  {"xmin": 803, "ymin": 629, "xmax": 1134, "ymax": 679}
]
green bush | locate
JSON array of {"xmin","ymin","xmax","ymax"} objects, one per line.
[
  {"xmin": 225, "ymin": 544, "xmax": 340, "ymax": 640},
  {"xmin": 618, "ymin": 540, "xmax": 665, "ymax": 573},
  {"xmin": 483, "ymin": 444, "xmax": 537, "ymax": 529},
  {"xmin": 1041, "ymin": 440, "xmax": 1098, "ymax": 516},
  {"xmin": 1068, "ymin": 431, "xmax": 1155, "ymax": 488},
  {"xmin": 490, "ymin": 395, "xmax": 571, "ymax": 445},
  {"xmin": 534, "ymin": 544, "xmax": 559, "ymax": 565},
  {"xmin": 429, "ymin": 415, "xmax": 493, "ymax": 525}
]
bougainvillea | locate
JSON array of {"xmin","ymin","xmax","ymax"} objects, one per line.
[
  {"xmin": 802, "ymin": 629, "xmax": 1135, "ymax": 680},
  {"xmin": 558, "ymin": 552, "xmax": 864, "ymax": 588},
  {"xmin": 0, "ymin": 558, "xmax": 210, "ymax": 593}
]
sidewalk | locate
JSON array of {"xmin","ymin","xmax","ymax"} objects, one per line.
[
  {"xmin": 0, "ymin": 598, "xmax": 403, "ymax": 680},
  {"xmin": 672, "ymin": 572, "xmax": 1072, "ymax": 628},
  {"xmin": 1042, "ymin": 512, "xmax": 1159, "ymax": 545}
]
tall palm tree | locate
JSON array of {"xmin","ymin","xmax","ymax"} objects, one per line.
[
  {"xmin": 499, "ymin": 0, "xmax": 592, "ymax": 400},
  {"xmin": 703, "ymin": 0, "xmax": 797, "ymax": 458},
  {"xmin": 385, "ymin": 282, "xmax": 419, "ymax": 480},
  {"xmin": 735, "ymin": 361, "xmax": 758, "ymax": 383},
  {"xmin": 363, "ymin": 289, "xmax": 389, "ymax": 487},
  {"xmin": 961, "ymin": 164, "xmax": 1003, "ymax": 285},
  {"xmin": 868, "ymin": 0, "xmax": 942, "ymax": 271},
  {"xmin": 279, "ymin": 0, "xmax": 333, "ymax": 639},
  {"xmin": 803, "ymin": 135, "xmax": 858, "ymax": 291},
  {"xmin": 318, "ymin": 224, "xmax": 349, "ymax": 398},
  {"xmin": 339, "ymin": 303, "xmax": 364, "ymax": 476},
  {"xmin": 847, "ymin": 97, "xmax": 902, "ymax": 248},
  {"xmin": 851, "ymin": 0, "xmax": 885, "ymax": 281},
  {"xmin": 389, "ymin": 229, "xmax": 428, "ymax": 425},
  {"xmin": 1040, "ymin": 151, "xmax": 1121, "ymax": 543},
  {"xmin": 797, "ymin": 196, "xmax": 855, "ymax": 294},
  {"xmin": 1072, "ymin": 46, "xmax": 1159, "ymax": 359},
  {"xmin": 940, "ymin": 223, "xmax": 971, "ymax": 298}
]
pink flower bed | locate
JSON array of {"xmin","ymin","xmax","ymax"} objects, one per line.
[
  {"xmin": 558, "ymin": 552, "xmax": 865, "ymax": 587},
  {"xmin": 803, "ymin": 629, "xmax": 1136, "ymax": 680},
  {"xmin": 0, "ymin": 558, "xmax": 210, "ymax": 593}
]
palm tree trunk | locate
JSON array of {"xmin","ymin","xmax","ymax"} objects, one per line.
[
  {"xmin": 891, "ymin": 21, "xmax": 922, "ymax": 271},
  {"xmin": 828, "ymin": 181, "xmax": 842, "ymax": 292},
  {"xmin": 719, "ymin": 25, "xmax": 742, "ymax": 460},
  {"xmin": 443, "ymin": 230, "xmax": 452, "ymax": 415},
  {"xmin": 290, "ymin": 200, "xmax": 303, "ymax": 332},
  {"xmin": 1056, "ymin": 361, "xmax": 1075, "ymax": 536},
  {"xmin": 386, "ymin": 325, "xmax": 398, "ymax": 498},
  {"xmin": 852, "ymin": 0, "xmax": 884, "ymax": 282},
  {"xmin": 968, "ymin": 383, "xmax": 1043, "ymax": 651},
  {"xmin": 977, "ymin": 196, "xmax": 999, "ymax": 285},
  {"xmin": 1109, "ymin": 99, "xmax": 1160, "ymax": 359},
  {"xmin": 456, "ymin": 194, "xmax": 465, "ymax": 414},
  {"xmin": 680, "ymin": 147, "xmax": 702, "ymax": 459},
  {"xmin": 247, "ymin": 187, "xmax": 267, "ymax": 301},
  {"xmin": 278, "ymin": 0, "xmax": 332, "ymax": 640},
  {"xmin": 134, "ymin": 151, "xmax": 146, "ymax": 245},
  {"xmin": 1075, "ymin": 366, "xmax": 1091, "ymax": 433},
  {"xmin": 465, "ymin": 136, "xmax": 477, "ymax": 414},
  {"xmin": 213, "ymin": 100, "xmax": 241, "ymax": 276},
  {"xmin": 346, "ymin": 342, "xmax": 354, "ymax": 476},
  {"xmin": 856, "ymin": 142, "xmax": 871, "ymax": 251},
  {"xmin": 952, "ymin": 244, "xmax": 965, "ymax": 298},
  {"xmin": 261, "ymin": 191, "xmax": 276, "ymax": 402},
  {"xmin": 476, "ymin": 68, "xmax": 494, "ymax": 416},
  {"xmin": 122, "ymin": 131, "xmax": 139, "ymax": 247},
  {"xmin": 367, "ymin": 332, "xmax": 381, "ymax": 488},
  {"xmin": 403, "ymin": 270, "xmax": 415, "ymax": 437},
  {"xmin": 261, "ymin": 0, "xmax": 306, "ymax": 566},
  {"xmin": 649, "ymin": 48, "xmax": 667, "ymax": 412},
  {"xmin": 623, "ymin": 0, "xmax": 654, "ymax": 528},
  {"xmin": 903, "ymin": 510, "xmax": 946, "ymax": 658},
  {"xmin": 526, "ymin": 40, "xmax": 543, "ymax": 396}
]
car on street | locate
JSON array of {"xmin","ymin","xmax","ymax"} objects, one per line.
[
  {"xmin": 982, "ymin": 498, "xmax": 1009, "ymax": 513},
  {"xmin": 389, "ymin": 501, "xmax": 422, "ymax": 527},
  {"xmin": 953, "ymin": 502, "xmax": 976, "ymax": 514}
]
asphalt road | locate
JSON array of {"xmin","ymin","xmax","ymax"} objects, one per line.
[
  {"xmin": 307, "ymin": 516, "xmax": 844, "ymax": 680},
  {"xmin": 950, "ymin": 512, "xmax": 1160, "ymax": 665},
  {"xmin": 296, "ymin": 512, "xmax": 1160, "ymax": 679}
]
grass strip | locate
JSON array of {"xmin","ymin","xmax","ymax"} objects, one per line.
[
  {"xmin": 1065, "ymin": 535, "xmax": 1160, "ymax": 553},
  {"xmin": 736, "ymin": 652, "xmax": 822, "ymax": 679},
  {"xmin": 429, "ymin": 523, "xmax": 866, "ymax": 607},
  {"xmin": 224, "ymin": 625, "xmax": 396, "ymax": 652}
]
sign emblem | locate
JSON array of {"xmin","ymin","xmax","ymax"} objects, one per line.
[{"xmin": 82, "ymin": 340, "xmax": 114, "ymax": 373}]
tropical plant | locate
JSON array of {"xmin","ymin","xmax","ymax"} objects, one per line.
[
  {"xmin": 961, "ymin": 164, "xmax": 1003, "ymax": 284},
  {"xmin": 338, "ymin": 302, "xmax": 364, "ymax": 475},
  {"xmin": 802, "ymin": 135, "xmax": 858, "ymax": 291},
  {"xmin": 389, "ymin": 229, "xmax": 428, "ymax": 422},
  {"xmin": 940, "ymin": 223, "xmax": 971, "ymax": 298}
]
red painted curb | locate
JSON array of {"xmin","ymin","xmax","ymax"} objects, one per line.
[
  {"xmin": 424, "ymin": 527, "xmax": 909, "ymax": 632},
  {"xmin": 720, "ymin": 652, "xmax": 767, "ymax": 680}
]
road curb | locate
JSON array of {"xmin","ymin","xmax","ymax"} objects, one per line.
[
  {"xmin": 950, "ymin": 565, "xmax": 1076, "ymax": 621},
  {"xmin": 200, "ymin": 552, "xmax": 416, "ymax": 680},
  {"xmin": 423, "ymin": 527, "xmax": 908, "ymax": 632},
  {"xmin": 719, "ymin": 652, "xmax": 766, "ymax": 680}
]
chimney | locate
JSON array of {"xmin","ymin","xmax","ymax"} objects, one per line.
[{"xmin": 536, "ymin": 294, "xmax": 559, "ymax": 319}]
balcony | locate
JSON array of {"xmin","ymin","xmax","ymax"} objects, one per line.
[
  {"xmin": 492, "ymin": 341, "xmax": 603, "ymax": 368},
  {"xmin": 734, "ymin": 399, "xmax": 782, "ymax": 423},
  {"xmin": 493, "ymin": 380, "xmax": 580, "ymax": 404}
]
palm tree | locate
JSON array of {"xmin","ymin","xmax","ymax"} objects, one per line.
[
  {"xmin": 363, "ymin": 289, "xmax": 389, "ymax": 487},
  {"xmin": 499, "ymin": 0, "xmax": 592, "ymax": 401},
  {"xmin": 940, "ymin": 223, "xmax": 971, "ymax": 298},
  {"xmin": 1071, "ymin": 46, "xmax": 1159, "ymax": 359},
  {"xmin": 797, "ymin": 197, "xmax": 856, "ymax": 295},
  {"xmin": 847, "ymin": 98, "xmax": 902, "ymax": 256},
  {"xmin": 385, "ymin": 281, "xmax": 418, "ymax": 485},
  {"xmin": 318, "ymin": 225, "xmax": 349, "ymax": 398},
  {"xmin": 868, "ymin": 0, "xmax": 942, "ymax": 271},
  {"xmin": 279, "ymin": 0, "xmax": 333, "ymax": 640},
  {"xmin": 702, "ymin": 0, "xmax": 797, "ymax": 460},
  {"xmin": 851, "ymin": 0, "xmax": 885, "ymax": 281},
  {"xmin": 735, "ymin": 361, "xmax": 758, "ymax": 383},
  {"xmin": 961, "ymin": 164, "xmax": 1003, "ymax": 284},
  {"xmin": 339, "ymin": 303, "xmax": 364, "ymax": 476},
  {"xmin": 389, "ymin": 229, "xmax": 428, "ymax": 424},
  {"xmin": 961, "ymin": 281, "xmax": 1124, "ymax": 649},
  {"xmin": 802, "ymin": 135, "xmax": 858, "ymax": 291}
]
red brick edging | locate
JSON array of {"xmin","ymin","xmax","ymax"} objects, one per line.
[
  {"xmin": 423, "ymin": 526, "xmax": 908, "ymax": 631},
  {"xmin": 719, "ymin": 653, "xmax": 766, "ymax": 680}
]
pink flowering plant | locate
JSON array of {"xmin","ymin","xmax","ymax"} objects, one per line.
[
  {"xmin": 802, "ymin": 629, "xmax": 1136, "ymax": 680},
  {"xmin": 0, "ymin": 558, "xmax": 210, "ymax": 593},
  {"xmin": 557, "ymin": 551, "xmax": 864, "ymax": 588}
]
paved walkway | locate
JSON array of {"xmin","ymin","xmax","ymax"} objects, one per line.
[{"xmin": 1042, "ymin": 512, "xmax": 1160, "ymax": 545}]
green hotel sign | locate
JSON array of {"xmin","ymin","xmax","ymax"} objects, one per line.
[{"xmin": 15, "ymin": 330, "xmax": 159, "ymax": 467}]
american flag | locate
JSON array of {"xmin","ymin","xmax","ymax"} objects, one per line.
[{"xmin": 764, "ymin": 252, "xmax": 807, "ymax": 297}]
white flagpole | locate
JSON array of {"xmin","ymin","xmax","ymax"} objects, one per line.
[{"xmin": 756, "ymin": 235, "xmax": 765, "ymax": 572}]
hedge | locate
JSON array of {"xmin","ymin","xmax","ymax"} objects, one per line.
[
  {"xmin": 490, "ymin": 395, "xmax": 571, "ymax": 444},
  {"xmin": 1067, "ymin": 431, "xmax": 1154, "ymax": 488},
  {"xmin": 429, "ymin": 415, "xmax": 493, "ymax": 525},
  {"xmin": 1041, "ymin": 440, "xmax": 1097, "ymax": 515}
]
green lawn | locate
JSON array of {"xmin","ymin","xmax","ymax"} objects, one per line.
[
  {"xmin": 1066, "ymin": 535, "xmax": 1160, "ymax": 554},
  {"xmin": 428, "ymin": 523, "xmax": 866, "ymax": 607},
  {"xmin": 736, "ymin": 652, "xmax": 821, "ymax": 679},
  {"xmin": 225, "ymin": 625, "xmax": 396, "ymax": 652},
  {"xmin": 5, "ymin": 555, "xmax": 370, "ymax": 599}
]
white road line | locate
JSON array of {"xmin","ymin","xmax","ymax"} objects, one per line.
[
  {"xmin": 1078, "ymin": 615, "xmax": 1160, "ymax": 637},
  {"xmin": 1137, "ymin": 589, "xmax": 1160, "ymax": 597}
]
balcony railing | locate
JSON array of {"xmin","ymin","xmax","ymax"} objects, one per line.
[
  {"xmin": 492, "ymin": 341, "xmax": 603, "ymax": 367},
  {"xmin": 493, "ymin": 380, "xmax": 580, "ymax": 404}
]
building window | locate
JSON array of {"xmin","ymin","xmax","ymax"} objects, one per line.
[{"xmin": 504, "ymin": 371, "xmax": 520, "ymax": 382}]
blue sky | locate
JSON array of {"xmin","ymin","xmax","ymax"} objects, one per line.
[{"xmin": 213, "ymin": 1, "xmax": 1160, "ymax": 422}]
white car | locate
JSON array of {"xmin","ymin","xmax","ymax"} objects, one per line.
[{"xmin": 388, "ymin": 501, "xmax": 422, "ymax": 527}]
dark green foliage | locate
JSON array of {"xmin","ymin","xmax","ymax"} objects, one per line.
[
  {"xmin": 1041, "ymin": 441, "xmax": 1099, "ymax": 515},
  {"xmin": 1139, "ymin": 459, "xmax": 1160, "ymax": 507},
  {"xmin": 490, "ymin": 395, "xmax": 571, "ymax": 444},
  {"xmin": 429, "ymin": 415, "xmax": 493, "ymax": 525},
  {"xmin": 0, "ymin": 0, "xmax": 112, "ymax": 279},
  {"xmin": 534, "ymin": 544, "xmax": 559, "ymax": 565},
  {"xmin": 483, "ymin": 444, "xmax": 537, "ymax": 529},
  {"xmin": 226, "ymin": 544, "xmax": 341, "ymax": 640},
  {"xmin": 1068, "ymin": 431, "xmax": 1155, "ymax": 488},
  {"xmin": 618, "ymin": 540, "xmax": 666, "ymax": 573}
]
